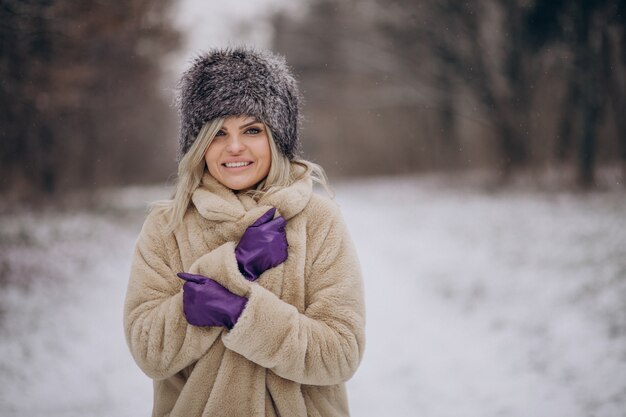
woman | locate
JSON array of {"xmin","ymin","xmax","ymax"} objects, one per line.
[{"xmin": 123, "ymin": 48, "xmax": 365, "ymax": 417}]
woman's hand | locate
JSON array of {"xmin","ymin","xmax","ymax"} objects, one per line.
[
  {"xmin": 235, "ymin": 207, "xmax": 288, "ymax": 281},
  {"xmin": 177, "ymin": 272, "xmax": 248, "ymax": 329}
]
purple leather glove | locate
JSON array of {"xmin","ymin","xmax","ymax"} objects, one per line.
[
  {"xmin": 235, "ymin": 207, "xmax": 288, "ymax": 281},
  {"xmin": 177, "ymin": 272, "xmax": 247, "ymax": 329}
]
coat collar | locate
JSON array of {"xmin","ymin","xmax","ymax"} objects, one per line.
[{"xmin": 191, "ymin": 168, "xmax": 313, "ymax": 225}]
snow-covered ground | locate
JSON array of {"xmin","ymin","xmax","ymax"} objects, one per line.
[{"xmin": 0, "ymin": 176, "xmax": 625, "ymax": 417}]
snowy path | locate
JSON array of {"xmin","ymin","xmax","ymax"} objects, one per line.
[{"xmin": 1, "ymin": 178, "xmax": 625, "ymax": 417}]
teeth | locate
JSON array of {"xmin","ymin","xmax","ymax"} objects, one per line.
[{"xmin": 224, "ymin": 162, "xmax": 251, "ymax": 168}]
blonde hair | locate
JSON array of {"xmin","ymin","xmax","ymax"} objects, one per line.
[{"xmin": 152, "ymin": 118, "xmax": 332, "ymax": 233}]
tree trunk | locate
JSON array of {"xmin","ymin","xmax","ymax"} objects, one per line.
[
  {"xmin": 556, "ymin": 75, "xmax": 580, "ymax": 163},
  {"xmin": 577, "ymin": 100, "xmax": 599, "ymax": 187},
  {"xmin": 436, "ymin": 65, "xmax": 458, "ymax": 169}
]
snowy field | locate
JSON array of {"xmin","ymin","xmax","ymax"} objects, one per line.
[{"xmin": 0, "ymin": 175, "xmax": 625, "ymax": 417}]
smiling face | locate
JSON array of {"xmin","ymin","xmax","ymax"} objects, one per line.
[{"xmin": 204, "ymin": 115, "xmax": 272, "ymax": 191}]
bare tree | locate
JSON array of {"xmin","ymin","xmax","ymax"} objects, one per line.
[
  {"xmin": 271, "ymin": 0, "xmax": 624, "ymax": 184},
  {"xmin": 376, "ymin": 0, "xmax": 545, "ymax": 178},
  {"xmin": 0, "ymin": 0, "xmax": 180, "ymax": 203},
  {"xmin": 526, "ymin": 0, "xmax": 625, "ymax": 187}
]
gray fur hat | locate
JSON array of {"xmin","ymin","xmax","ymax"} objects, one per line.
[{"xmin": 176, "ymin": 47, "xmax": 302, "ymax": 160}]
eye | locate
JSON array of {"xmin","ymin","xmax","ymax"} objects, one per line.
[
  {"xmin": 245, "ymin": 126, "xmax": 263, "ymax": 135},
  {"xmin": 214, "ymin": 130, "xmax": 226, "ymax": 137}
]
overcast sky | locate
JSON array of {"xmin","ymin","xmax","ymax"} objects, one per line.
[{"xmin": 167, "ymin": 0, "xmax": 305, "ymax": 76}]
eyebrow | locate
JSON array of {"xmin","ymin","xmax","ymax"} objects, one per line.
[
  {"xmin": 220, "ymin": 119, "xmax": 262, "ymax": 132},
  {"xmin": 239, "ymin": 119, "xmax": 261, "ymax": 129}
]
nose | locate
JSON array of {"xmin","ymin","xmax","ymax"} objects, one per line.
[{"xmin": 225, "ymin": 133, "xmax": 246, "ymax": 153}]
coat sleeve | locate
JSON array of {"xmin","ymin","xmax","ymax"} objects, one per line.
[
  {"xmin": 193, "ymin": 203, "xmax": 366, "ymax": 386},
  {"xmin": 123, "ymin": 210, "xmax": 223, "ymax": 380}
]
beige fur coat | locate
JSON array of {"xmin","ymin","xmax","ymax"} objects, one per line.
[{"xmin": 123, "ymin": 171, "xmax": 365, "ymax": 417}]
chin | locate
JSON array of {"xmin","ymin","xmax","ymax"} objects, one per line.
[{"xmin": 226, "ymin": 182, "xmax": 255, "ymax": 191}]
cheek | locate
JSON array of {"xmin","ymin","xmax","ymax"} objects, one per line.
[
  {"xmin": 263, "ymin": 151, "xmax": 272, "ymax": 174},
  {"xmin": 205, "ymin": 148, "xmax": 219, "ymax": 173},
  {"xmin": 205, "ymin": 143, "xmax": 219, "ymax": 164},
  {"xmin": 258, "ymin": 139, "xmax": 272, "ymax": 167}
]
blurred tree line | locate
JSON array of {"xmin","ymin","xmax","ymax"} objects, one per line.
[
  {"xmin": 273, "ymin": 0, "xmax": 625, "ymax": 186},
  {"xmin": 0, "ymin": 0, "xmax": 179, "ymax": 202},
  {"xmin": 1, "ymin": 0, "xmax": 623, "ymax": 203}
]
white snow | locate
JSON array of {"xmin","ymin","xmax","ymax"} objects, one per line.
[{"xmin": 0, "ymin": 176, "xmax": 625, "ymax": 417}]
